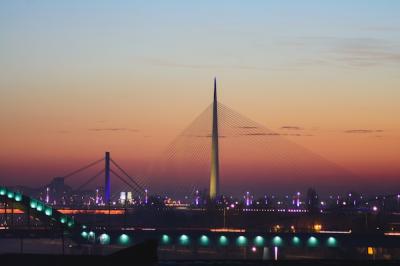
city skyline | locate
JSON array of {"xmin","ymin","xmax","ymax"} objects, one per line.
[{"xmin": 1, "ymin": 1, "xmax": 400, "ymax": 195}]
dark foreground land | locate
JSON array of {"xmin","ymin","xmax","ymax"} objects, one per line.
[
  {"xmin": 2, "ymin": 256, "xmax": 400, "ymax": 266},
  {"xmin": 160, "ymin": 261, "xmax": 400, "ymax": 266},
  {"xmin": 2, "ymin": 240, "xmax": 400, "ymax": 266}
]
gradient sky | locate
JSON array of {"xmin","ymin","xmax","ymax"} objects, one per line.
[{"xmin": 1, "ymin": 1, "xmax": 400, "ymax": 196}]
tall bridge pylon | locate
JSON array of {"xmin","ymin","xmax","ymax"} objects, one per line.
[
  {"xmin": 209, "ymin": 78, "xmax": 220, "ymax": 200},
  {"xmin": 105, "ymin": 151, "xmax": 111, "ymax": 204}
]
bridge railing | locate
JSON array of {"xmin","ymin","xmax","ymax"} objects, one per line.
[{"xmin": 0, "ymin": 186, "xmax": 78, "ymax": 232}]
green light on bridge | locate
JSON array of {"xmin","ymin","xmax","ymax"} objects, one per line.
[
  {"xmin": 99, "ymin": 233, "xmax": 110, "ymax": 245},
  {"xmin": 118, "ymin": 234, "xmax": 131, "ymax": 245},
  {"xmin": 81, "ymin": 231, "xmax": 88, "ymax": 239},
  {"xmin": 219, "ymin": 235, "xmax": 229, "ymax": 246},
  {"xmin": 327, "ymin": 237, "xmax": 337, "ymax": 247},
  {"xmin": 307, "ymin": 236, "xmax": 319, "ymax": 247},
  {"xmin": 30, "ymin": 200, "xmax": 37, "ymax": 209},
  {"xmin": 14, "ymin": 193, "xmax": 22, "ymax": 202},
  {"xmin": 36, "ymin": 202, "xmax": 44, "ymax": 212},
  {"xmin": 67, "ymin": 220, "xmax": 74, "ymax": 228},
  {"xmin": 236, "ymin": 236, "xmax": 247, "ymax": 247},
  {"xmin": 254, "ymin": 236, "xmax": 265, "ymax": 247},
  {"xmin": 272, "ymin": 236, "xmax": 283, "ymax": 246},
  {"xmin": 179, "ymin": 235, "xmax": 190, "ymax": 246},
  {"xmin": 0, "ymin": 187, "xmax": 6, "ymax": 196},
  {"xmin": 60, "ymin": 217, "xmax": 67, "ymax": 224},
  {"xmin": 199, "ymin": 235, "xmax": 210, "ymax": 246},
  {"xmin": 45, "ymin": 207, "xmax": 52, "ymax": 216},
  {"xmin": 7, "ymin": 191, "xmax": 14, "ymax": 199},
  {"xmin": 292, "ymin": 236, "xmax": 301, "ymax": 246},
  {"xmin": 88, "ymin": 231, "xmax": 95, "ymax": 241},
  {"xmin": 161, "ymin": 234, "xmax": 171, "ymax": 245}
]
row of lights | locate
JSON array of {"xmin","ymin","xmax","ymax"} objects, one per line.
[
  {"xmin": 0, "ymin": 187, "xmax": 23, "ymax": 202},
  {"xmin": 161, "ymin": 235, "xmax": 337, "ymax": 248},
  {"xmin": 80, "ymin": 231, "xmax": 131, "ymax": 245},
  {"xmin": 161, "ymin": 234, "xmax": 338, "ymax": 248},
  {"xmin": 30, "ymin": 199, "xmax": 75, "ymax": 228},
  {"xmin": 81, "ymin": 231, "xmax": 337, "ymax": 248},
  {"xmin": 0, "ymin": 186, "xmax": 75, "ymax": 229},
  {"xmin": 242, "ymin": 209, "xmax": 308, "ymax": 213}
]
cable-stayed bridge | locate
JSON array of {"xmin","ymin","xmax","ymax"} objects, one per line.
[
  {"xmin": 57, "ymin": 151, "xmax": 147, "ymax": 204},
  {"xmin": 0, "ymin": 78, "xmax": 360, "ymax": 205},
  {"xmin": 7, "ymin": 79, "xmax": 359, "ymax": 203},
  {"xmin": 1, "ymin": 79, "xmax": 399, "ymax": 259},
  {"xmin": 146, "ymin": 79, "xmax": 358, "ymax": 199}
]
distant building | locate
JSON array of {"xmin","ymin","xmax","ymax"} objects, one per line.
[{"xmin": 47, "ymin": 177, "xmax": 71, "ymax": 205}]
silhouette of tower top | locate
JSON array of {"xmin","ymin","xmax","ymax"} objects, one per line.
[
  {"xmin": 214, "ymin": 77, "xmax": 217, "ymax": 102},
  {"xmin": 209, "ymin": 78, "xmax": 220, "ymax": 200}
]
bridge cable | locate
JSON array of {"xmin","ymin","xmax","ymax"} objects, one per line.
[
  {"xmin": 110, "ymin": 169, "xmax": 144, "ymax": 197},
  {"xmin": 110, "ymin": 159, "xmax": 146, "ymax": 192},
  {"xmin": 62, "ymin": 158, "xmax": 104, "ymax": 180},
  {"xmin": 75, "ymin": 169, "xmax": 105, "ymax": 192}
]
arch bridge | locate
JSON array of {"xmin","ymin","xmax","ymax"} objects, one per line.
[{"xmin": 0, "ymin": 186, "xmax": 82, "ymax": 241}]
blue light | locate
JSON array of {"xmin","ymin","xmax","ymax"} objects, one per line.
[
  {"xmin": 7, "ymin": 191, "xmax": 14, "ymax": 199},
  {"xmin": 161, "ymin": 234, "xmax": 171, "ymax": 245},
  {"xmin": 88, "ymin": 231, "xmax": 95, "ymax": 241},
  {"xmin": 30, "ymin": 200, "xmax": 37, "ymax": 209},
  {"xmin": 219, "ymin": 235, "xmax": 229, "ymax": 246},
  {"xmin": 118, "ymin": 234, "xmax": 131, "ymax": 245},
  {"xmin": 14, "ymin": 193, "xmax": 22, "ymax": 202},
  {"xmin": 307, "ymin": 236, "xmax": 319, "ymax": 247},
  {"xmin": 36, "ymin": 202, "xmax": 43, "ymax": 211},
  {"xmin": 292, "ymin": 236, "xmax": 301, "ymax": 246},
  {"xmin": 327, "ymin": 237, "xmax": 337, "ymax": 247},
  {"xmin": 236, "ymin": 236, "xmax": 247, "ymax": 246},
  {"xmin": 67, "ymin": 220, "xmax": 74, "ymax": 228},
  {"xmin": 179, "ymin": 235, "xmax": 190, "ymax": 245},
  {"xmin": 254, "ymin": 236, "xmax": 265, "ymax": 247},
  {"xmin": 45, "ymin": 207, "xmax": 52, "ymax": 216},
  {"xmin": 81, "ymin": 231, "xmax": 88, "ymax": 239},
  {"xmin": 199, "ymin": 235, "xmax": 210, "ymax": 246},
  {"xmin": 272, "ymin": 236, "xmax": 283, "ymax": 246},
  {"xmin": 99, "ymin": 233, "xmax": 110, "ymax": 245}
]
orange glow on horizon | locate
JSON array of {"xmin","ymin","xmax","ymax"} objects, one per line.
[
  {"xmin": 58, "ymin": 209, "xmax": 125, "ymax": 215},
  {"xmin": 0, "ymin": 209, "xmax": 125, "ymax": 215}
]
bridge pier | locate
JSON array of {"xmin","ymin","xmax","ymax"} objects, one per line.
[
  {"xmin": 61, "ymin": 233, "xmax": 65, "ymax": 255},
  {"xmin": 262, "ymin": 247, "xmax": 269, "ymax": 260},
  {"xmin": 10, "ymin": 200, "xmax": 14, "ymax": 227},
  {"xmin": 3, "ymin": 198, "xmax": 7, "ymax": 226},
  {"xmin": 193, "ymin": 243, "xmax": 198, "ymax": 256},
  {"xmin": 20, "ymin": 237, "xmax": 24, "ymax": 254},
  {"xmin": 26, "ymin": 206, "xmax": 30, "ymax": 229}
]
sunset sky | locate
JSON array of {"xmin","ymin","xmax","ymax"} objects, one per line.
[{"xmin": 1, "ymin": 1, "xmax": 399, "ymax": 196}]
